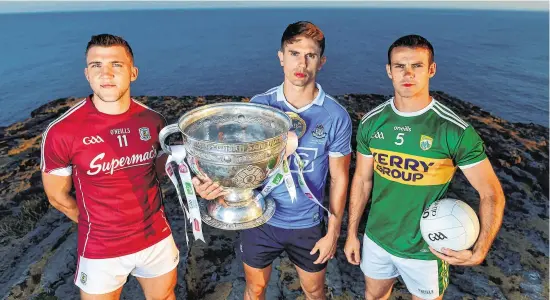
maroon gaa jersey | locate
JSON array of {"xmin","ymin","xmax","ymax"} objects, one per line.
[{"xmin": 41, "ymin": 96, "xmax": 172, "ymax": 259}]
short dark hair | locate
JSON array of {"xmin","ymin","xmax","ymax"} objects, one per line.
[
  {"xmin": 281, "ymin": 21, "xmax": 325, "ymax": 56},
  {"xmin": 85, "ymin": 34, "xmax": 134, "ymax": 62},
  {"xmin": 387, "ymin": 34, "xmax": 434, "ymax": 65}
]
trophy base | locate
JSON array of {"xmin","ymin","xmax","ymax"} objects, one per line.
[{"xmin": 199, "ymin": 197, "xmax": 276, "ymax": 230}]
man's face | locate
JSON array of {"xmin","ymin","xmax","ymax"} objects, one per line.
[
  {"xmin": 278, "ymin": 36, "xmax": 326, "ymax": 87},
  {"xmin": 386, "ymin": 47, "xmax": 436, "ymax": 98},
  {"xmin": 84, "ymin": 45, "xmax": 137, "ymax": 102}
]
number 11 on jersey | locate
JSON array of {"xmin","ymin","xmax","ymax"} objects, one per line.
[{"xmin": 117, "ymin": 135, "xmax": 128, "ymax": 147}]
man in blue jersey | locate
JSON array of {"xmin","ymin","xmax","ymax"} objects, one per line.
[{"xmin": 192, "ymin": 21, "xmax": 352, "ymax": 300}]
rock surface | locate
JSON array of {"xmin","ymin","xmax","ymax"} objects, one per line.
[{"xmin": 0, "ymin": 92, "xmax": 547, "ymax": 299}]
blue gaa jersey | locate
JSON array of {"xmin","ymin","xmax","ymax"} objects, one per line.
[{"xmin": 251, "ymin": 83, "xmax": 352, "ymax": 229}]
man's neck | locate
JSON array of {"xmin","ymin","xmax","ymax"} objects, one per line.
[
  {"xmin": 393, "ymin": 91, "xmax": 432, "ymax": 113},
  {"xmin": 283, "ymin": 81, "xmax": 319, "ymax": 110},
  {"xmin": 91, "ymin": 94, "xmax": 131, "ymax": 115}
]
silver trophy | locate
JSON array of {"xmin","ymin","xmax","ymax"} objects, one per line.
[{"xmin": 159, "ymin": 102, "xmax": 292, "ymax": 230}]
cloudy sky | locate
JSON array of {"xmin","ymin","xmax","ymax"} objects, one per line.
[{"xmin": 0, "ymin": 0, "xmax": 548, "ymax": 13}]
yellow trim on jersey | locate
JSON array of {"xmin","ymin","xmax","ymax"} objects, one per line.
[{"xmin": 370, "ymin": 148, "xmax": 456, "ymax": 186}]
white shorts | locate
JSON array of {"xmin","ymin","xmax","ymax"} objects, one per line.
[
  {"xmin": 360, "ymin": 234, "xmax": 449, "ymax": 299},
  {"xmin": 74, "ymin": 234, "xmax": 180, "ymax": 295}
]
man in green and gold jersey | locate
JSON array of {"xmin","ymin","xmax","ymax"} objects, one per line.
[{"xmin": 344, "ymin": 35, "xmax": 505, "ymax": 300}]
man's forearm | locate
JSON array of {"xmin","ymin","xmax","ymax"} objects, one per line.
[
  {"xmin": 347, "ymin": 175, "xmax": 372, "ymax": 237},
  {"xmin": 49, "ymin": 194, "xmax": 79, "ymax": 223},
  {"xmin": 473, "ymin": 189, "xmax": 505, "ymax": 259},
  {"xmin": 326, "ymin": 176, "xmax": 349, "ymax": 238}
]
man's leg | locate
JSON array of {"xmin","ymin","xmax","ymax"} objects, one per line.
[
  {"xmin": 75, "ymin": 255, "xmax": 131, "ymax": 300},
  {"xmin": 364, "ymin": 276, "xmax": 395, "ymax": 300},
  {"xmin": 136, "ymin": 268, "xmax": 177, "ymax": 300},
  {"xmin": 359, "ymin": 235, "xmax": 400, "ymax": 300},
  {"xmin": 80, "ymin": 287, "xmax": 124, "ymax": 300},
  {"xmin": 285, "ymin": 223, "xmax": 329, "ymax": 300},
  {"xmin": 239, "ymin": 224, "xmax": 285, "ymax": 300},
  {"xmin": 132, "ymin": 235, "xmax": 180, "ymax": 300},
  {"xmin": 392, "ymin": 254, "xmax": 449, "ymax": 300},
  {"xmin": 295, "ymin": 265, "xmax": 326, "ymax": 300},
  {"xmin": 243, "ymin": 263, "xmax": 272, "ymax": 300}
]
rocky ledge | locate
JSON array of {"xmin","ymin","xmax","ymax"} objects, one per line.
[{"xmin": 0, "ymin": 92, "xmax": 548, "ymax": 300}]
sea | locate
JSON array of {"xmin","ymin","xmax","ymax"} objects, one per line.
[{"xmin": 0, "ymin": 8, "xmax": 548, "ymax": 126}]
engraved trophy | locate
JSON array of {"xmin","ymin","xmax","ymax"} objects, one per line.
[{"xmin": 159, "ymin": 102, "xmax": 292, "ymax": 230}]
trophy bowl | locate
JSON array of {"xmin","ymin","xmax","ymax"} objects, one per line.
[{"xmin": 159, "ymin": 102, "xmax": 291, "ymax": 230}]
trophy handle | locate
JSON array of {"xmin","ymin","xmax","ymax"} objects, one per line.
[{"xmin": 159, "ymin": 124, "xmax": 181, "ymax": 156}]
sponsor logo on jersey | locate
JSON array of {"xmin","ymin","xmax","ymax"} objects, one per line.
[
  {"xmin": 312, "ymin": 124, "xmax": 327, "ymax": 139},
  {"xmin": 286, "ymin": 112, "xmax": 307, "ymax": 138},
  {"xmin": 371, "ymin": 131, "xmax": 385, "ymax": 139},
  {"xmin": 82, "ymin": 135, "xmax": 104, "ymax": 145},
  {"xmin": 110, "ymin": 128, "xmax": 131, "ymax": 135},
  {"xmin": 428, "ymin": 232, "xmax": 448, "ymax": 241},
  {"xmin": 394, "ymin": 125, "xmax": 412, "ymax": 132},
  {"xmin": 293, "ymin": 147, "xmax": 318, "ymax": 173},
  {"xmin": 370, "ymin": 148, "xmax": 455, "ymax": 186},
  {"xmin": 139, "ymin": 127, "xmax": 151, "ymax": 141},
  {"xmin": 420, "ymin": 135, "xmax": 433, "ymax": 150},
  {"xmin": 87, "ymin": 146, "xmax": 157, "ymax": 175}
]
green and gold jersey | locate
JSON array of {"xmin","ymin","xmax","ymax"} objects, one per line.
[{"xmin": 357, "ymin": 98, "xmax": 487, "ymax": 260}]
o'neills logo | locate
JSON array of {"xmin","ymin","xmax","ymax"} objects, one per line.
[{"xmin": 87, "ymin": 146, "xmax": 157, "ymax": 175}]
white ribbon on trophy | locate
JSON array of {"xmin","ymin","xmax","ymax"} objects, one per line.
[{"xmin": 164, "ymin": 145, "xmax": 205, "ymax": 246}]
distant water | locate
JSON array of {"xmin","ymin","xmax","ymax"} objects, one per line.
[{"xmin": 0, "ymin": 8, "xmax": 547, "ymax": 126}]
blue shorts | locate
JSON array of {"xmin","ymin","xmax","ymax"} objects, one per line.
[{"xmin": 239, "ymin": 222, "xmax": 327, "ymax": 273}]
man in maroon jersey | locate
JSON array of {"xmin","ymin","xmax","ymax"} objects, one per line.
[{"xmin": 41, "ymin": 34, "xmax": 178, "ymax": 299}]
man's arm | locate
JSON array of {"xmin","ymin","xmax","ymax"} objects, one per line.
[
  {"xmin": 347, "ymin": 153, "xmax": 374, "ymax": 237},
  {"xmin": 344, "ymin": 153, "xmax": 374, "ymax": 265},
  {"xmin": 430, "ymin": 158, "xmax": 505, "ymax": 265},
  {"xmin": 155, "ymin": 152, "xmax": 169, "ymax": 178},
  {"xmin": 42, "ymin": 172, "xmax": 79, "ymax": 223},
  {"xmin": 311, "ymin": 154, "xmax": 351, "ymax": 264},
  {"xmin": 326, "ymin": 154, "xmax": 352, "ymax": 237}
]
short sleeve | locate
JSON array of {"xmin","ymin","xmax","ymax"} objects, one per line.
[
  {"xmin": 41, "ymin": 127, "xmax": 72, "ymax": 176},
  {"xmin": 453, "ymin": 126, "xmax": 487, "ymax": 169},
  {"xmin": 328, "ymin": 114, "xmax": 352, "ymax": 157},
  {"xmin": 356, "ymin": 119, "xmax": 372, "ymax": 157},
  {"xmin": 250, "ymin": 94, "xmax": 269, "ymax": 105}
]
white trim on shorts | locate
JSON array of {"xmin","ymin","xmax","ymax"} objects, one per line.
[
  {"xmin": 360, "ymin": 234, "xmax": 447, "ymax": 299},
  {"xmin": 74, "ymin": 234, "xmax": 179, "ymax": 295}
]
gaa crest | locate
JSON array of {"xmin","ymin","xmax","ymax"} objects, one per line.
[
  {"xmin": 139, "ymin": 127, "xmax": 151, "ymax": 141},
  {"xmin": 312, "ymin": 124, "xmax": 327, "ymax": 139},
  {"xmin": 80, "ymin": 272, "xmax": 87, "ymax": 285},
  {"xmin": 420, "ymin": 135, "xmax": 433, "ymax": 151},
  {"xmin": 286, "ymin": 112, "xmax": 307, "ymax": 139}
]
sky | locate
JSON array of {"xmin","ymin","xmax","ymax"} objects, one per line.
[{"xmin": 0, "ymin": 0, "xmax": 548, "ymax": 14}]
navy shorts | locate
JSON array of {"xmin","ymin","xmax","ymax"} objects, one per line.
[{"xmin": 239, "ymin": 222, "xmax": 327, "ymax": 273}]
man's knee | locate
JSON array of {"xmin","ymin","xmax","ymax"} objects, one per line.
[
  {"xmin": 301, "ymin": 282, "xmax": 325, "ymax": 299},
  {"xmin": 365, "ymin": 286, "xmax": 392, "ymax": 300},
  {"xmin": 245, "ymin": 281, "xmax": 268, "ymax": 297}
]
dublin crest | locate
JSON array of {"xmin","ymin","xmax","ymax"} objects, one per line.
[{"xmin": 312, "ymin": 124, "xmax": 327, "ymax": 139}]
